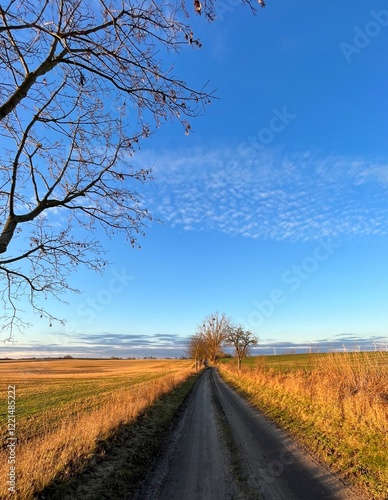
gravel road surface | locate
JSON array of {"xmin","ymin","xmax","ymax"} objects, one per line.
[{"xmin": 134, "ymin": 368, "xmax": 364, "ymax": 500}]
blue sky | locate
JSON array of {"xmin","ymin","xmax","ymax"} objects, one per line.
[{"xmin": 3, "ymin": 0, "xmax": 388, "ymax": 358}]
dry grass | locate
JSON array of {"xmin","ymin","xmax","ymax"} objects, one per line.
[
  {"xmin": 219, "ymin": 352, "xmax": 388, "ymax": 499},
  {"xmin": 0, "ymin": 359, "xmax": 194, "ymax": 499}
]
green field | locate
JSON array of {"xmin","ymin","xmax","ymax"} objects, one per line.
[{"xmin": 221, "ymin": 350, "xmax": 388, "ymax": 371}]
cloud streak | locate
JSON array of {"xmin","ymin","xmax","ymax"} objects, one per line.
[
  {"xmin": 0, "ymin": 332, "xmax": 188, "ymax": 358},
  {"xmin": 139, "ymin": 146, "xmax": 388, "ymax": 241},
  {"xmin": 253, "ymin": 334, "xmax": 388, "ymax": 354},
  {"xmin": 2, "ymin": 332, "xmax": 387, "ymax": 358}
]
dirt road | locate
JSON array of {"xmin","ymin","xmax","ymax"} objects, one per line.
[{"xmin": 135, "ymin": 368, "xmax": 364, "ymax": 500}]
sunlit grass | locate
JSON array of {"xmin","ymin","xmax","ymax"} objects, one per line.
[{"xmin": 219, "ymin": 352, "xmax": 388, "ymax": 499}]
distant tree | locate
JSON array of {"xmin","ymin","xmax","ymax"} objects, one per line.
[
  {"xmin": 199, "ymin": 312, "xmax": 231, "ymax": 363},
  {"xmin": 186, "ymin": 332, "xmax": 207, "ymax": 370},
  {"xmin": 224, "ymin": 325, "xmax": 258, "ymax": 370},
  {"xmin": 63, "ymin": 354, "xmax": 73, "ymax": 359},
  {"xmin": 0, "ymin": 0, "xmax": 264, "ymax": 338}
]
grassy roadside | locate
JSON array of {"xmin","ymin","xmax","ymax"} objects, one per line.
[
  {"xmin": 218, "ymin": 352, "xmax": 388, "ymax": 499},
  {"xmin": 37, "ymin": 369, "xmax": 203, "ymax": 499}
]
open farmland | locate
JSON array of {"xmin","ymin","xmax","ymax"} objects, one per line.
[
  {"xmin": 219, "ymin": 351, "xmax": 388, "ymax": 499},
  {"xmin": 0, "ymin": 358, "xmax": 195, "ymax": 499}
]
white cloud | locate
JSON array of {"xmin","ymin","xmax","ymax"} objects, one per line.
[{"xmin": 138, "ymin": 146, "xmax": 388, "ymax": 241}]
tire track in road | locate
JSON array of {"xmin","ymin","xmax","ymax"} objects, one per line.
[{"xmin": 134, "ymin": 368, "xmax": 365, "ymax": 500}]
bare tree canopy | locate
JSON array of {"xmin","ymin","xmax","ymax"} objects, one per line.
[
  {"xmin": 187, "ymin": 314, "xmax": 258, "ymax": 368},
  {"xmin": 0, "ymin": 0, "xmax": 263, "ymax": 337},
  {"xmin": 186, "ymin": 332, "xmax": 207, "ymax": 370},
  {"xmin": 198, "ymin": 311, "xmax": 231, "ymax": 362},
  {"xmin": 224, "ymin": 325, "xmax": 258, "ymax": 370}
]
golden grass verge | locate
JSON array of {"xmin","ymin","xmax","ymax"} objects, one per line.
[{"xmin": 219, "ymin": 352, "xmax": 388, "ymax": 499}]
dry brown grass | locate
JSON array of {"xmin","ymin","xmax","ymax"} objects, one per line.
[
  {"xmin": 0, "ymin": 359, "xmax": 194, "ymax": 499},
  {"xmin": 219, "ymin": 352, "xmax": 388, "ymax": 499}
]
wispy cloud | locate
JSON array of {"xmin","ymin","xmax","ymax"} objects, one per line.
[{"xmin": 139, "ymin": 146, "xmax": 388, "ymax": 241}]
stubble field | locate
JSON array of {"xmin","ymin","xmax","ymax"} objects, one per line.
[{"xmin": 0, "ymin": 358, "xmax": 194, "ymax": 499}]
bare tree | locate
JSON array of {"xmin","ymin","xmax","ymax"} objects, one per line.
[
  {"xmin": 0, "ymin": 0, "xmax": 263, "ymax": 337},
  {"xmin": 198, "ymin": 312, "xmax": 231, "ymax": 363},
  {"xmin": 224, "ymin": 325, "xmax": 258, "ymax": 370},
  {"xmin": 186, "ymin": 332, "xmax": 207, "ymax": 370}
]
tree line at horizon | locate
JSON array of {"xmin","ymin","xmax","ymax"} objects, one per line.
[{"xmin": 186, "ymin": 312, "xmax": 258, "ymax": 370}]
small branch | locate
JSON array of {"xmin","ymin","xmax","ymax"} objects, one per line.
[{"xmin": 0, "ymin": 5, "xmax": 29, "ymax": 75}]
